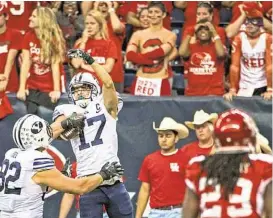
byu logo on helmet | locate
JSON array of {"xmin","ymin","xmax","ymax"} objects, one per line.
[
  {"xmin": 13, "ymin": 114, "xmax": 53, "ymax": 151},
  {"xmin": 31, "ymin": 121, "xmax": 44, "ymax": 134},
  {"xmin": 68, "ymin": 72, "xmax": 101, "ymax": 108}
]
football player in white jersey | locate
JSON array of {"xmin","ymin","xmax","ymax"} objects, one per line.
[
  {"xmin": 52, "ymin": 49, "xmax": 133, "ymax": 218},
  {"xmin": 0, "ymin": 114, "xmax": 124, "ymax": 218}
]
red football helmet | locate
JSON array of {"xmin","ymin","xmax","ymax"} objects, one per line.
[{"xmin": 214, "ymin": 109, "xmax": 258, "ymax": 153}]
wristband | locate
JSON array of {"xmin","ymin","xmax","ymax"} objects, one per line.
[
  {"xmin": 267, "ymin": 88, "xmax": 273, "ymax": 92},
  {"xmin": 108, "ymin": 8, "xmax": 115, "ymax": 13},
  {"xmin": 213, "ymin": 35, "xmax": 221, "ymax": 41}
]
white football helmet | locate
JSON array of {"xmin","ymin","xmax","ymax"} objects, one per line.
[
  {"xmin": 12, "ymin": 114, "xmax": 53, "ymax": 151},
  {"xmin": 69, "ymin": 72, "xmax": 102, "ymax": 108}
]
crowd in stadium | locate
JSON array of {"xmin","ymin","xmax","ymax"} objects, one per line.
[{"xmin": 0, "ymin": 1, "xmax": 272, "ymax": 118}]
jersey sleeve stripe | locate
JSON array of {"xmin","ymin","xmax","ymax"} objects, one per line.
[
  {"xmin": 33, "ymin": 164, "xmax": 55, "ymax": 170},
  {"xmin": 185, "ymin": 179, "xmax": 196, "ymax": 192},
  {"xmin": 188, "ymin": 155, "xmax": 206, "ymax": 166},
  {"xmin": 34, "ymin": 158, "xmax": 54, "ymax": 161},
  {"xmin": 256, "ymin": 177, "xmax": 272, "ymax": 215},
  {"xmin": 33, "ymin": 160, "xmax": 54, "ymax": 166}
]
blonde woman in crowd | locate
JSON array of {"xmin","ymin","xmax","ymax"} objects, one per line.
[
  {"xmin": 71, "ymin": 10, "xmax": 117, "ymax": 81},
  {"xmin": 17, "ymin": 7, "xmax": 66, "ymax": 114}
]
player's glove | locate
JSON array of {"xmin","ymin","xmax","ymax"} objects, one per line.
[
  {"xmin": 61, "ymin": 112, "xmax": 85, "ymax": 130},
  {"xmin": 99, "ymin": 161, "xmax": 124, "ymax": 180},
  {"xmin": 61, "ymin": 157, "xmax": 72, "ymax": 177},
  {"xmin": 67, "ymin": 49, "xmax": 95, "ymax": 65}
]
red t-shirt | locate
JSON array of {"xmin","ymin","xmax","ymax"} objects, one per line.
[
  {"xmin": 180, "ymin": 141, "xmax": 213, "ymax": 164},
  {"xmin": 107, "ymin": 21, "xmax": 125, "ymax": 83},
  {"xmin": 183, "ymin": 2, "xmax": 220, "ymax": 30},
  {"xmin": 116, "ymin": 2, "xmax": 130, "ymax": 23},
  {"xmin": 0, "ymin": 92, "xmax": 13, "ymax": 119},
  {"xmin": 186, "ymin": 153, "xmax": 272, "ymax": 218},
  {"xmin": 0, "ymin": 28, "xmax": 22, "ymax": 92},
  {"xmin": 138, "ymin": 149, "xmax": 188, "ymax": 208},
  {"xmin": 75, "ymin": 38, "xmax": 118, "ymax": 83},
  {"xmin": 185, "ymin": 40, "xmax": 225, "ymax": 96},
  {"xmin": 128, "ymin": 1, "xmax": 173, "ymax": 30},
  {"xmin": 22, "ymin": 31, "xmax": 63, "ymax": 92},
  {"xmin": 6, "ymin": 1, "xmax": 38, "ymax": 33}
]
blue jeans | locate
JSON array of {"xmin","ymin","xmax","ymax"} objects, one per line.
[
  {"xmin": 148, "ymin": 208, "xmax": 182, "ymax": 218},
  {"xmin": 79, "ymin": 182, "xmax": 133, "ymax": 218}
]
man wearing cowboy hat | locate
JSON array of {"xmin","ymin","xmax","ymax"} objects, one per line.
[
  {"xmin": 181, "ymin": 110, "xmax": 218, "ymax": 160},
  {"xmin": 135, "ymin": 117, "xmax": 189, "ymax": 218}
]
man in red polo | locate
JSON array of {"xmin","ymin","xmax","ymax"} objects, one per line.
[{"xmin": 136, "ymin": 117, "xmax": 189, "ymax": 218}]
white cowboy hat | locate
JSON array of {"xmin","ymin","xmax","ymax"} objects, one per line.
[
  {"xmin": 185, "ymin": 110, "xmax": 218, "ymax": 130},
  {"xmin": 153, "ymin": 117, "xmax": 189, "ymax": 139}
]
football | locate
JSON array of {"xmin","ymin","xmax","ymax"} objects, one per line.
[{"xmin": 60, "ymin": 127, "xmax": 80, "ymax": 141}]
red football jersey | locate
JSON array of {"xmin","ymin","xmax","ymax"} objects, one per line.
[
  {"xmin": 6, "ymin": 1, "xmax": 38, "ymax": 33},
  {"xmin": 0, "ymin": 28, "xmax": 22, "ymax": 92},
  {"xmin": 138, "ymin": 149, "xmax": 188, "ymax": 208},
  {"xmin": 186, "ymin": 153, "xmax": 273, "ymax": 218},
  {"xmin": 186, "ymin": 40, "xmax": 225, "ymax": 96},
  {"xmin": 22, "ymin": 31, "xmax": 63, "ymax": 92}
]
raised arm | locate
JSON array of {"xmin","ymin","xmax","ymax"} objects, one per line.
[
  {"xmin": 17, "ymin": 49, "xmax": 32, "ymax": 101},
  {"xmin": 67, "ymin": 49, "xmax": 118, "ymax": 119}
]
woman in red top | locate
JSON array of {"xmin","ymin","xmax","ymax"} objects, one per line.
[
  {"xmin": 17, "ymin": 7, "xmax": 66, "ymax": 112},
  {"xmin": 71, "ymin": 10, "xmax": 118, "ymax": 83}
]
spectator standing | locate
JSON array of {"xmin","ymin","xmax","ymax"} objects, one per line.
[
  {"xmin": 174, "ymin": 1, "xmax": 221, "ymax": 32},
  {"xmin": 0, "ymin": 4, "xmax": 22, "ymax": 93},
  {"xmin": 224, "ymin": 13, "xmax": 272, "ymax": 101},
  {"xmin": 126, "ymin": 2, "xmax": 177, "ymax": 96},
  {"xmin": 56, "ymin": 1, "xmax": 84, "ymax": 50},
  {"xmin": 71, "ymin": 10, "xmax": 117, "ymax": 85},
  {"xmin": 226, "ymin": 2, "xmax": 272, "ymax": 38},
  {"xmin": 136, "ymin": 117, "xmax": 189, "ymax": 218},
  {"xmin": 81, "ymin": 1, "xmax": 126, "ymax": 93},
  {"xmin": 16, "ymin": 7, "xmax": 66, "ymax": 114},
  {"xmin": 126, "ymin": 1, "xmax": 173, "ymax": 30},
  {"xmin": 4, "ymin": 1, "xmax": 39, "ymax": 34},
  {"xmin": 179, "ymin": 2, "xmax": 226, "ymax": 78},
  {"xmin": 179, "ymin": 19, "xmax": 226, "ymax": 96},
  {"xmin": 182, "ymin": 110, "xmax": 218, "ymax": 161}
]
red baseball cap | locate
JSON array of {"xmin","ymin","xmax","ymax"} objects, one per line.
[{"xmin": 0, "ymin": 2, "xmax": 8, "ymax": 15}]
